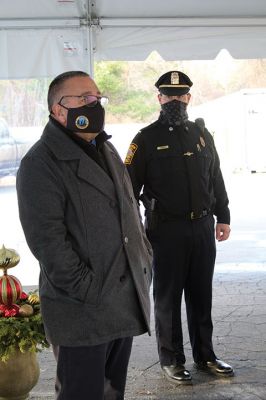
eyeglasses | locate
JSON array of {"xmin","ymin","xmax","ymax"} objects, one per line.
[{"xmin": 58, "ymin": 94, "xmax": 109, "ymax": 108}]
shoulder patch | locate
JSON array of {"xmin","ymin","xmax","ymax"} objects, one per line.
[{"xmin": 124, "ymin": 143, "xmax": 138, "ymax": 165}]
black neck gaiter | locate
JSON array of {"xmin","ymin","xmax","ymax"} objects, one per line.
[{"xmin": 160, "ymin": 99, "xmax": 188, "ymax": 126}]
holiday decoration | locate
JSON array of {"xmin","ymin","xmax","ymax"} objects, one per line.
[
  {"xmin": 0, "ymin": 245, "xmax": 49, "ymax": 400},
  {"xmin": 0, "ymin": 303, "xmax": 20, "ymax": 317},
  {"xmin": 0, "ymin": 274, "xmax": 22, "ymax": 305},
  {"xmin": 0, "ymin": 287, "xmax": 48, "ymax": 362},
  {"xmin": 0, "ymin": 244, "xmax": 49, "ymax": 363},
  {"xmin": 0, "ymin": 245, "xmax": 23, "ymax": 313},
  {"xmin": 0, "ymin": 244, "xmax": 20, "ymax": 272},
  {"xmin": 18, "ymin": 304, "xmax": 34, "ymax": 317},
  {"xmin": 28, "ymin": 293, "xmax": 40, "ymax": 305}
]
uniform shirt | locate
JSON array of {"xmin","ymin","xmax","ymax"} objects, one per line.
[{"xmin": 125, "ymin": 118, "xmax": 230, "ymax": 224}]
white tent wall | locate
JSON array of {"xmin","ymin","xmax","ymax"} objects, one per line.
[
  {"xmin": 1, "ymin": 0, "xmax": 266, "ymax": 78},
  {"xmin": 93, "ymin": 26, "xmax": 266, "ymax": 61},
  {"xmin": 0, "ymin": 0, "xmax": 92, "ymax": 79},
  {"xmin": 0, "ymin": 29, "xmax": 92, "ymax": 79}
]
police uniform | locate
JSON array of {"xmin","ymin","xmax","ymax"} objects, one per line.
[{"xmin": 125, "ymin": 71, "xmax": 233, "ymax": 381}]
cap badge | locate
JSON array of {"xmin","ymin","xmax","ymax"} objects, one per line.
[
  {"xmin": 171, "ymin": 72, "xmax": 179, "ymax": 85},
  {"xmin": 75, "ymin": 115, "xmax": 89, "ymax": 129}
]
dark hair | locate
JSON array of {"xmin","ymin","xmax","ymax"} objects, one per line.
[{"xmin": 47, "ymin": 71, "xmax": 90, "ymax": 112}]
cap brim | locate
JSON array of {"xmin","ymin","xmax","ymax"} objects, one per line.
[{"xmin": 159, "ymin": 87, "xmax": 190, "ymax": 96}]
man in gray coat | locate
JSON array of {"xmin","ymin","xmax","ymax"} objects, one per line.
[{"xmin": 16, "ymin": 71, "xmax": 152, "ymax": 400}]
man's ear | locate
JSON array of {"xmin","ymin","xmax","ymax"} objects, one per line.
[
  {"xmin": 187, "ymin": 93, "xmax": 191, "ymax": 104},
  {"xmin": 51, "ymin": 104, "xmax": 67, "ymax": 125},
  {"xmin": 51, "ymin": 103, "xmax": 61, "ymax": 117}
]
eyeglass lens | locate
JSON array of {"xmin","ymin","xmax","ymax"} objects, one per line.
[{"xmin": 83, "ymin": 95, "xmax": 108, "ymax": 107}]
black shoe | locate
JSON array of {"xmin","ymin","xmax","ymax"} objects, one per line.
[
  {"xmin": 195, "ymin": 359, "xmax": 234, "ymax": 377},
  {"xmin": 162, "ymin": 364, "xmax": 192, "ymax": 384}
]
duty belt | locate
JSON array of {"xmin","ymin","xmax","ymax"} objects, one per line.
[
  {"xmin": 157, "ymin": 209, "xmax": 210, "ymax": 222},
  {"xmin": 190, "ymin": 209, "xmax": 209, "ymax": 220}
]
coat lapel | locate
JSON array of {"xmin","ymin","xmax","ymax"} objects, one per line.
[
  {"xmin": 102, "ymin": 142, "xmax": 127, "ymax": 206},
  {"xmin": 77, "ymin": 154, "xmax": 116, "ymax": 200},
  {"xmin": 42, "ymin": 121, "xmax": 116, "ymax": 201}
]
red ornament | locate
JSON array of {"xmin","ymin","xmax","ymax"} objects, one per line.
[
  {"xmin": 0, "ymin": 274, "xmax": 22, "ymax": 305},
  {"xmin": 20, "ymin": 291, "xmax": 28, "ymax": 300},
  {"xmin": 0, "ymin": 303, "xmax": 20, "ymax": 317}
]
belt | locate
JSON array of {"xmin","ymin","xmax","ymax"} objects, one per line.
[
  {"xmin": 190, "ymin": 209, "xmax": 209, "ymax": 220},
  {"xmin": 157, "ymin": 209, "xmax": 210, "ymax": 222}
]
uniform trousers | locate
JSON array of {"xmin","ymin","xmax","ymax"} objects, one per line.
[
  {"xmin": 150, "ymin": 214, "xmax": 217, "ymax": 366},
  {"xmin": 53, "ymin": 337, "xmax": 133, "ymax": 400}
]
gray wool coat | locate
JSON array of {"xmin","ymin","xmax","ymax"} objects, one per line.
[{"xmin": 16, "ymin": 120, "xmax": 152, "ymax": 346}]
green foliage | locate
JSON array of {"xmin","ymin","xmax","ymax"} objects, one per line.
[
  {"xmin": 0, "ymin": 292, "xmax": 49, "ymax": 363},
  {"xmin": 108, "ymin": 90, "xmax": 158, "ymax": 121},
  {"xmin": 95, "ymin": 61, "xmax": 159, "ymax": 121},
  {"xmin": 0, "ymin": 313, "xmax": 49, "ymax": 362},
  {"xmin": 94, "ymin": 61, "xmax": 126, "ymax": 98}
]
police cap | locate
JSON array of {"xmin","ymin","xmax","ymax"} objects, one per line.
[{"xmin": 155, "ymin": 71, "xmax": 193, "ymax": 96}]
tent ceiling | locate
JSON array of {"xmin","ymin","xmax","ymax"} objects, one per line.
[{"xmin": 1, "ymin": 0, "xmax": 266, "ymax": 78}]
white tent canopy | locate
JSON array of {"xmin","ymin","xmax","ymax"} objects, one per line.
[{"xmin": 1, "ymin": 0, "xmax": 266, "ymax": 79}]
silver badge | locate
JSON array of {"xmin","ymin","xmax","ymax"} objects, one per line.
[{"xmin": 171, "ymin": 72, "xmax": 179, "ymax": 85}]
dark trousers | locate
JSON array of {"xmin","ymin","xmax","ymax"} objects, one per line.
[
  {"xmin": 53, "ymin": 337, "xmax": 133, "ymax": 400},
  {"xmin": 150, "ymin": 214, "xmax": 217, "ymax": 365}
]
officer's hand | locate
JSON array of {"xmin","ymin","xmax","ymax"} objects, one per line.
[{"xmin": 216, "ymin": 223, "xmax": 231, "ymax": 241}]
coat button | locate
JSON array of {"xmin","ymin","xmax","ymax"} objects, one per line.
[
  {"xmin": 120, "ymin": 275, "xmax": 126, "ymax": 283},
  {"xmin": 169, "ymin": 127, "xmax": 173, "ymax": 132},
  {"xmin": 144, "ymin": 267, "xmax": 147, "ymax": 274},
  {"xmin": 124, "ymin": 236, "xmax": 129, "ymax": 244}
]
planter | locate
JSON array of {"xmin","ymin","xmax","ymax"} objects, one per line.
[{"xmin": 0, "ymin": 349, "xmax": 40, "ymax": 400}]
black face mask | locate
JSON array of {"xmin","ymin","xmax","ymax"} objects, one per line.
[
  {"xmin": 161, "ymin": 99, "xmax": 188, "ymax": 126},
  {"xmin": 63, "ymin": 102, "xmax": 105, "ymax": 133}
]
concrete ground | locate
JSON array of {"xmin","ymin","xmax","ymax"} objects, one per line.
[{"xmin": 29, "ymin": 270, "xmax": 266, "ymax": 400}]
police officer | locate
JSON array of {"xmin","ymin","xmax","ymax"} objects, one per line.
[{"xmin": 125, "ymin": 71, "xmax": 233, "ymax": 383}]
